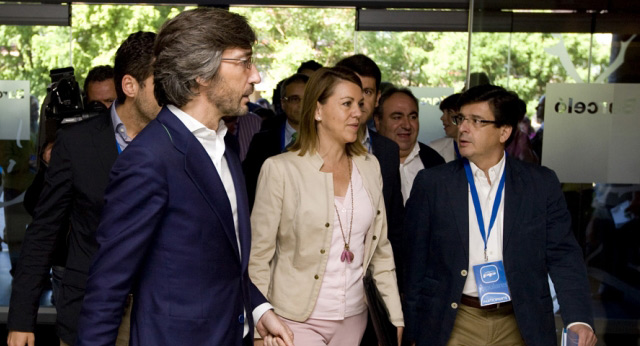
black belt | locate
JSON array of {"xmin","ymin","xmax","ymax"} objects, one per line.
[{"xmin": 461, "ymin": 294, "xmax": 512, "ymax": 310}]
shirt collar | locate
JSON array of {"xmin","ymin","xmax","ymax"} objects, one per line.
[
  {"xmin": 403, "ymin": 142, "xmax": 421, "ymax": 165},
  {"xmin": 168, "ymin": 104, "xmax": 227, "ymax": 138},
  {"xmin": 361, "ymin": 127, "xmax": 372, "ymax": 152},
  {"xmin": 285, "ymin": 120, "xmax": 297, "ymax": 143},
  {"xmin": 468, "ymin": 152, "xmax": 506, "ymax": 185},
  {"xmin": 111, "ymin": 100, "xmax": 132, "ymax": 146}
]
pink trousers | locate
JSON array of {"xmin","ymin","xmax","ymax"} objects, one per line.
[{"xmin": 282, "ymin": 311, "xmax": 368, "ymax": 346}]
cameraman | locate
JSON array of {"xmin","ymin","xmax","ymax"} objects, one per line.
[
  {"xmin": 83, "ymin": 65, "xmax": 116, "ymax": 109},
  {"xmin": 8, "ymin": 31, "xmax": 160, "ymax": 346}
]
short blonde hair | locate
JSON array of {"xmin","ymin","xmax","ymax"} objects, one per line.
[{"xmin": 290, "ymin": 67, "xmax": 367, "ymax": 157}]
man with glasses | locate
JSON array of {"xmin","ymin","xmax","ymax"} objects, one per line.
[
  {"xmin": 403, "ymin": 84, "xmax": 596, "ymax": 346},
  {"xmin": 75, "ymin": 8, "xmax": 293, "ymax": 346},
  {"xmin": 243, "ymin": 73, "xmax": 309, "ymax": 209}
]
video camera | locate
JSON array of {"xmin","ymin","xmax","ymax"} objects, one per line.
[{"xmin": 44, "ymin": 67, "xmax": 107, "ymax": 123}]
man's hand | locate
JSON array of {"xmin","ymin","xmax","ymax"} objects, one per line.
[
  {"xmin": 256, "ymin": 310, "xmax": 294, "ymax": 346},
  {"xmin": 569, "ymin": 324, "xmax": 597, "ymax": 346},
  {"xmin": 397, "ymin": 326, "xmax": 404, "ymax": 346},
  {"xmin": 7, "ymin": 331, "xmax": 35, "ymax": 346}
]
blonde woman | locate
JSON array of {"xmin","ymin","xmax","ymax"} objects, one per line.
[{"xmin": 250, "ymin": 67, "xmax": 403, "ymax": 345}]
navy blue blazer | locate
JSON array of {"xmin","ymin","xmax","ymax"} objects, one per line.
[
  {"xmin": 76, "ymin": 107, "xmax": 267, "ymax": 346},
  {"xmin": 403, "ymin": 157, "xmax": 593, "ymax": 346}
]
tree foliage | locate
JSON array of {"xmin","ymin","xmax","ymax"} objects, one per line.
[{"xmin": 1, "ymin": 5, "xmax": 612, "ymax": 117}]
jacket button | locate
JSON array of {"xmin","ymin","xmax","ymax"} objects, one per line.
[
  {"xmin": 320, "ymin": 249, "xmax": 325, "ymax": 254},
  {"xmin": 461, "ymin": 270, "xmax": 468, "ymax": 276},
  {"xmin": 372, "ymin": 235, "xmax": 377, "ymax": 240},
  {"xmin": 451, "ymin": 302, "xmax": 458, "ymax": 309},
  {"xmin": 238, "ymin": 314, "xmax": 245, "ymax": 323},
  {"xmin": 325, "ymin": 223, "xmax": 330, "ymax": 228},
  {"xmin": 376, "ymin": 210, "xmax": 381, "ymax": 215},
  {"xmin": 314, "ymin": 274, "xmax": 319, "ymax": 280}
]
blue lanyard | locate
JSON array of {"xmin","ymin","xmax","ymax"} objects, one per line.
[
  {"xmin": 463, "ymin": 156, "xmax": 506, "ymax": 262},
  {"xmin": 116, "ymin": 141, "xmax": 122, "ymax": 155},
  {"xmin": 453, "ymin": 141, "xmax": 461, "ymax": 159}
]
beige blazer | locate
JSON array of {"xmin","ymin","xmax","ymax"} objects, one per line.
[{"xmin": 249, "ymin": 150, "xmax": 403, "ymax": 326}]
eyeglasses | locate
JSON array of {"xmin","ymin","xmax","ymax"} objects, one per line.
[
  {"xmin": 221, "ymin": 57, "xmax": 253, "ymax": 70},
  {"xmin": 282, "ymin": 95, "xmax": 302, "ymax": 104},
  {"xmin": 451, "ymin": 114, "xmax": 497, "ymax": 127}
]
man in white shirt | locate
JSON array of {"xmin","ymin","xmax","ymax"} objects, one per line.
[
  {"xmin": 373, "ymin": 87, "xmax": 445, "ymax": 205},
  {"xmin": 428, "ymin": 93, "xmax": 461, "ymax": 162},
  {"xmin": 403, "ymin": 84, "xmax": 596, "ymax": 346},
  {"xmin": 76, "ymin": 8, "xmax": 293, "ymax": 346}
]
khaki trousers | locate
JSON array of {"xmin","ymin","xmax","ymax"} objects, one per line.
[
  {"xmin": 60, "ymin": 294, "xmax": 132, "ymax": 346},
  {"xmin": 446, "ymin": 303, "xmax": 525, "ymax": 346}
]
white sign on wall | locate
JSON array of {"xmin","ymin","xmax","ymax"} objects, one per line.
[
  {"xmin": 409, "ymin": 86, "xmax": 455, "ymax": 145},
  {"xmin": 543, "ymin": 83, "xmax": 640, "ymax": 184},
  {"xmin": 0, "ymin": 80, "xmax": 30, "ymax": 141}
]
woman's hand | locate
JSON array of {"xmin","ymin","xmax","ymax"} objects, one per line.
[{"xmin": 397, "ymin": 326, "xmax": 404, "ymax": 345}]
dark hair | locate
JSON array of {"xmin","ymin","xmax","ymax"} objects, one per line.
[
  {"xmin": 374, "ymin": 87, "xmax": 419, "ymax": 119},
  {"xmin": 83, "ymin": 65, "xmax": 114, "ymax": 93},
  {"xmin": 153, "ymin": 8, "xmax": 256, "ymax": 107},
  {"xmin": 280, "ymin": 73, "xmax": 310, "ymax": 97},
  {"xmin": 297, "ymin": 60, "xmax": 323, "ymax": 74},
  {"xmin": 439, "ymin": 93, "xmax": 461, "ymax": 112},
  {"xmin": 335, "ymin": 54, "xmax": 381, "ymax": 92},
  {"xmin": 114, "ymin": 31, "xmax": 156, "ymax": 104},
  {"xmin": 457, "ymin": 84, "xmax": 525, "ymax": 146},
  {"xmin": 290, "ymin": 66, "xmax": 366, "ymax": 157}
]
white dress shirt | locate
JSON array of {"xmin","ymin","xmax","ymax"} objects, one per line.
[
  {"xmin": 168, "ymin": 105, "xmax": 272, "ymax": 336},
  {"xmin": 399, "ymin": 142, "xmax": 425, "ymax": 205},
  {"xmin": 284, "ymin": 120, "xmax": 297, "ymax": 148},
  {"xmin": 462, "ymin": 154, "xmax": 506, "ymax": 297}
]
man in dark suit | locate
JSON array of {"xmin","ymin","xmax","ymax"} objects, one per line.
[
  {"xmin": 373, "ymin": 87, "xmax": 444, "ymax": 300},
  {"xmin": 7, "ymin": 31, "xmax": 160, "ymax": 346},
  {"xmin": 403, "ymin": 85, "xmax": 596, "ymax": 346},
  {"xmin": 373, "ymin": 87, "xmax": 445, "ymax": 205},
  {"xmin": 243, "ymin": 73, "xmax": 309, "ymax": 209},
  {"xmin": 75, "ymin": 9, "xmax": 293, "ymax": 346}
]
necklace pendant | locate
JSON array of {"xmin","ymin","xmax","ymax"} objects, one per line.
[{"xmin": 340, "ymin": 249, "xmax": 355, "ymax": 263}]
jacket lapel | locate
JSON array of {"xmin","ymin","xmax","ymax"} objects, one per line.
[
  {"xmin": 158, "ymin": 108, "xmax": 241, "ymax": 261},
  {"xmin": 448, "ymin": 161, "xmax": 470, "ymax": 262},
  {"xmin": 355, "ymin": 154, "xmax": 376, "ymax": 269},
  {"xmin": 503, "ymin": 157, "xmax": 525, "ymax": 251},
  {"xmin": 225, "ymin": 134, "xmax": 251, "ymax": 269}
]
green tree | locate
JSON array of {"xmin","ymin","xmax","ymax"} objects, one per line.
[
  {"xmin": 1, "ymin": 4, "xmax": 613, "ymax": 118},
  {"xmin": 233, "ymin": 7, "xmax": 356, "ymax": 98},
  {"xmin": 0, "ymin": 4, "xmax": 188, "ymax": 103}
]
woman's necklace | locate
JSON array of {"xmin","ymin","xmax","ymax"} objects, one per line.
[{"xmin": 334, "ymin": 157, "xmax": 354, "ymax": 263}]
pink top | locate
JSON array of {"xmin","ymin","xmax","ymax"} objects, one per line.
[{"xmin": 310, "ymin": 162, "xmax": 373, "ymax": 320}]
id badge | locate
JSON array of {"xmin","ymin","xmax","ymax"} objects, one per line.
[{"xmin": 472, "ymin": 260, "xmax": 511, "ymax": 306}]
